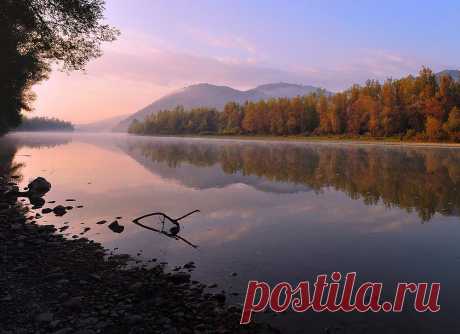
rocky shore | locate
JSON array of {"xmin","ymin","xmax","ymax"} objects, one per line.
[{"xmin": 0, "ymin": 175, "xmax": 278, "ymax": 334}]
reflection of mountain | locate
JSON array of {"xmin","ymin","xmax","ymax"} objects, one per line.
[
  {"xmin": 121, "ymin": 140, "xmax": 311, "ymax": 194},
  {"xmin": 120, "ymin": 138, "xmax": 460, "ymax": 221}
]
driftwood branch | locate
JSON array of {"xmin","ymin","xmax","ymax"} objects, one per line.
[{"xmin": 132, "ymin": 210, "xmax": 200, "ymax": 248}]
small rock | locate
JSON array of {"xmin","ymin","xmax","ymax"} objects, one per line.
[
  {"xmin": 169, "ymin": 272, "xmax": 191, "ymax": 284},
  {"xmin": 53, "ymin": 205, "xmax": 67, "ymax": 216},
  {"xmin": 51, "ymin": 328, "xmax": 72, "ymax": 334},
  {"xmin": 213, "ymin": 293, "xmax": 226, "ymax": 304},
  {"xmin": 108, "ymin": 220, "xmax": 124, "ymax": 233},
  {"xmin": 29, "ymin": 196, "xmax": 45, "ymax": 208},
  {"xmin": 63, "ymin": 297, "xmax": 82, "ymax": 310},
  {"xmin": 183, "ymin": 261, "xmax": 196, "ymax": 269},
  {"xmin": 36, "ymin": 312, "xmax": 53, "ymax": 323},
  {"xmin": 125, "ymin": 314, "xmax": 143, "ymax": 324}
]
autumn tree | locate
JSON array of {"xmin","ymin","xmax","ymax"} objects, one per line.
[
  {"xmin": 444, "ymin": 106, "xmax": 460, "ymax": 141},
  {"xmin": 221, "ymin": 102, "xmax": 243, "ymax": 134},
  {"xmin": 318, "ymin": 95, "xmax": 331, "ymax": 133},
  {"xmin": 426, "ymin": 116, "xmax": 443, "ymax": 140},
  {"xmin": 129, "ymin": 66, "xmax": 460, "ymax": 142}
]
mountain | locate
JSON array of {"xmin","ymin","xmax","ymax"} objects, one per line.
[
  {"xmin": 113, "ymin": 82, "xmax": 327, "ymax": 132},
  {"xmin": 76, "ymin": 114, "xmax": 130, "ymax": 132},
  {"xmin": 436, "ymin": 69, "xmax": 460, "ymax": 82},
  {"xmin": 247, "ymin": 82, "xmax": 324, "ymax": 98}
]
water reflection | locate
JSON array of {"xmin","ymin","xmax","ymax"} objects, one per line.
[
  {"xmin": 3, "ymin": 132, "xmax": 460, "ymax": 333},
  {"xmin": 3, "ymin": 131, "xmax": 72, "ymax": 148},
  {"xmin": 132, "ymin": 210, "xmax": 201, "ymax": 248},
  {"xmin": 121, "ymin": 138, "xmax": 460, "ymax": 222}
]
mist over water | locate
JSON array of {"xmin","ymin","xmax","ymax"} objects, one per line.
[{"xmin": 3, "ymin": 132, "xmax": 460, "ymax": 333}]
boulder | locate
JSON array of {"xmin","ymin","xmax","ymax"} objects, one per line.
[
  {"xmin": 29, "ymin": 196, "xmax": 45, "ymax": 208},
  {"xmin": 28, "ymin": 177, "xmax": 51, "ymax": 196}
]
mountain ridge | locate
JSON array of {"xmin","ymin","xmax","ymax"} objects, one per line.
[
  {"xmin": 113, "ymin": 82, "xmax": 328, "ymax": 132},
  {"xmin": 436, "ymin": 69, "xmax": 460, "ymax": 82},
  {"xmin": 107, "ymin": 69, "xmax": 460, "ymax": 132}
]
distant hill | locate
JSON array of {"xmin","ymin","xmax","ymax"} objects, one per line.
[
  {"xmin": 113, "ymin": 70, "xmax": 460, "ymax": 132},
  {"xmin": 436, "ymin": 69, "xmax": 460, "ymax": 82},
  {"xmin": 76, "ymin": 114, "xmax": 130, "ymax": 132},
  {"xmin": 113, "ymin": 82, "xmax": 328, "ymax": 132}
]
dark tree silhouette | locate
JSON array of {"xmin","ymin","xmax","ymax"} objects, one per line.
[
  {"xmin": 15, "ymin": 116, "xmax": 74, "ymax": 132},
  {"xmin": 0, "ymin": 0, "xmax": 118, "ymax": 135}
]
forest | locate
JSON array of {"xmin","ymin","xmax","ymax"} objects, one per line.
[
  {"xmin": 15, "ymin": 116, "xmax": 74, "ymax": 132},
  {"xmin": 128, "ymin": 67, "xmax": 460, "ymax": 142}
]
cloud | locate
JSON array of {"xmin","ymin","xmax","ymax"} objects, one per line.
[
  {"xmin": 90, "ymin": 32, "xmax": 425, "ymax": 91},
  {"xmin": 185, "ymin": 27, "xmax": 257, "ymax": 56},
  {"xmin": 32, "ymin": 30, "xmax": 430, "ymax": 122},
  {"xmin": 91, "ymin": 49, "xmax": 308, "ymax": 88},
  {"xmin": 293, "ymin": 49, "xmax": 424, "ymax": 91}
]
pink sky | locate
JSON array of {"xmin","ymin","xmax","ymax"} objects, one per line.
[{"xmin": 30, "ymin": 0, "xmax": 458, "ymax": 124}]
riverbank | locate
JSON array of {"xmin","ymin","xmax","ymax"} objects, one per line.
[
  {"xmin": 130, "ymin": 133, "xmax": 460, "ymax": 148},
  {"xmin": 0, "ymin": 176, "xmax": 277, "ymax": 333}
]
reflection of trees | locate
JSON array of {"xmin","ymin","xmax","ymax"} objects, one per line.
[
  {"xmin": 126, "ymin": 140, "xmax": 460, "ymax": 221},
  {"xmin": 0, "ymin": 141, "xmax": 22, "ymax": 181},
  {"xmin": 4, "ymin": 133, "xmax": 72, "ymax": 149},
  {"xmin": 0, "ymin": 134, "xmax": 72, "ymax": 182}
]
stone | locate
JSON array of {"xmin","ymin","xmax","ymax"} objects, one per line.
[
  {"xmin": 183, "ymin": 261, "xmax": 196, "ymax": 269},
  {"xmin": 53, "ymin": 205, "xmax": 67, "ymax": 216},
  {"xmin": 28, "ymin": 177, "xmax": 51, "ymax": 195},
  {"xmin": 63, "ymin": 297, "xmax": 82, "ymax": 310},
  {"xmin": 169, "ymin": 272, "xmax": 191, "ymax": 284},
  {"xmin": 108, "ymin": 221, "xmax": 124, "ymax": 233},
  {"xmin": 29, "ymin": 196, "xmax": 45, "ymax": 208},
  {"xmin": 36, "ymin": 312, "xmax": 53, "ymax": 323}
]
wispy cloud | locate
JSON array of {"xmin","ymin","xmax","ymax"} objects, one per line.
[
  {"xmin": 33, "ymin": 30, "xmax": 433, "ymax": 122},
  {"xmin": 185, "ymin": 27, "xmax": 258, "ymax": 57}
]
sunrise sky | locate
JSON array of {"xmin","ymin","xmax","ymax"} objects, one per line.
[{"xmin": 32, "ymin": 0, "xmax": 460, "ymax": 124}]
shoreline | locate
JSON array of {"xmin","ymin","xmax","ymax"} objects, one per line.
[
  {"xmin": 127, "ymin": 133, "xmax": 460, "ymax": 149},
  {"xmin": 10, "ymin": 131, "xmax": 460, "ymax": 149},
  {"xmin": 0, "ymin": 175, "xmax": 277, "ymax": 333}
]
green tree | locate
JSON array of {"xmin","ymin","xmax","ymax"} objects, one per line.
[{"xmin": 0, "ymin": 0, "xmax": 118, "ymax": 134}]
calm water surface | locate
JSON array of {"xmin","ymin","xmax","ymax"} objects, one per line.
[{"xmin": 2, "ymin": 132, "xmax": 460, "ymax": 333}]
